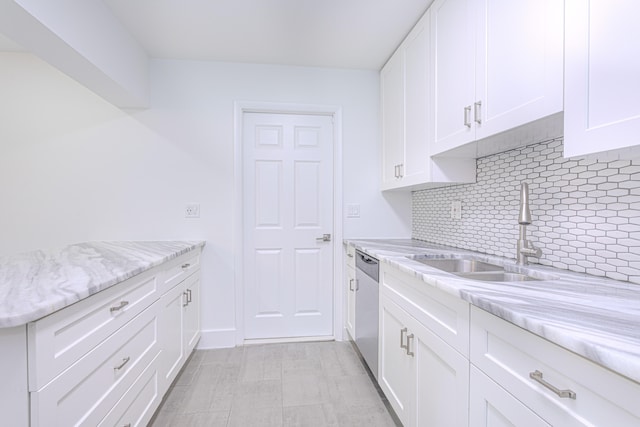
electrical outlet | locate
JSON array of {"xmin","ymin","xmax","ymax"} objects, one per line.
[
  {"xmin": 450, "ymin": 200, "xmax": 462, "ymax": 220},
  {"xmin": 185, "ymin": 203, "xmax": 200, "ymax": 218}
]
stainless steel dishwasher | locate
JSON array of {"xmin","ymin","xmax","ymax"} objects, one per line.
[{"xmin": 355, "ymin": 250, "xmax": 379, "ymax": 379}]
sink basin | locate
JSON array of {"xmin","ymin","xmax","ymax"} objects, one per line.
[
  {"xmin": 455, "ymin": 271, "xmax": 540, "ymax": 282},
  {"xmin": 409, "ymin": 255, "xmax": 552, "ymax": 282},
  {"xmin": 412, "ymin": 257, "xmax": 503, "ymax": 273}
]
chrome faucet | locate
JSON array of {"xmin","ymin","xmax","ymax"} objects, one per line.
[{"xmin": 516, "ymin": 183, "xmax": 541, "ymax": 265}]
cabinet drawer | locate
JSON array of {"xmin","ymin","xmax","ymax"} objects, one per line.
[
  {"xmin": 98, "ymin": 354, "xmax": 161, "ymax": 427},
  {"xmin": 470, "ymin": 306, "xmax": 640, "ymax": 426},
  {"xmin": 160, "ymin": 250, "xmax": 200, "ymax": 293},
  {"xmin": 28, "ymin": 268, "xmax": 159, "ymax": 390},
  {"xmin": 380, "ymin": 263, "xmax": 470, "ymax": 355},
  {"xmin": 31, "ymin": 302, "xmax": 160, "ymax": 427}
]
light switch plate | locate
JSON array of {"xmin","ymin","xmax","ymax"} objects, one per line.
[{"xmin": 347, "ymin": 204, "xmax": 361, "ymax": 218}]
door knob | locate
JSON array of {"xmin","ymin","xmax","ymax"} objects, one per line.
[{"xmin": 316, "ymin": 234, "xmax": 331, "ymax": 242}]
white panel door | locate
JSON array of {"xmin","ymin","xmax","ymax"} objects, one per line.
[{"xmin": 243, "ymin": 112, "xmax": 334, "ymax": 340}]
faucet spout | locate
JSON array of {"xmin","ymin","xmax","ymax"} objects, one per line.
[{"xmin": 516, "ymin": 183, "xmax": 540, "ymax": 265}]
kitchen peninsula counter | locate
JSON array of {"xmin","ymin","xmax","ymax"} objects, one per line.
[{"xmin": 0, "ymin": 241, "xmax": 205, "ymax": 328}]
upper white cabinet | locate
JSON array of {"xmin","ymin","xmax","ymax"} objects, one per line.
[
  {"xmin": 381, "ymin": 10, "xmax": 476, "ymax": 191},
  {"xmin": 564, "ymin": 1, "xmax": 640, "ymax": 158},
  {"xmin": 431, "ymin": 0, "xmax": 564, "ymax": 155}
]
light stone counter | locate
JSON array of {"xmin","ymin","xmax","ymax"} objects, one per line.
[
  {"xmin": 0, "ymin": 241, "xmax": 205, "ymax": 328},
  {"xmin": 347, "ymin": 238, "xmax": 640, "ymax": 384}
]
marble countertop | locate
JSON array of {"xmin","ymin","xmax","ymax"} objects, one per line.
[
  {"xmin": 347, "ymin": 239, "xmax": 640, "ymax": 384},
  {"xmin": 0, "ymin": 241, "xmax": 205, "ymax": 328}
]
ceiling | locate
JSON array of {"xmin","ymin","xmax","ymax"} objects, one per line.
[{"xmin": 102, "ymin": 0, "xmax": 433, "ymax": 70}]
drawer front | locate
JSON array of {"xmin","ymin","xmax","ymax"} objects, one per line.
[
  {"xmin": 380, "ymin": 263, "xmax": 470, "ymax": 355},
  {"xmin": 28, "ymin": 268, "xmax": 159, "ymax": 390},
  {"xmin": 345, "ymin": 244, "xmax": 356, "ymax": 269},
  {"xmin": 160, "ymin": 250, "xmax": 201, "ymax": 293},
  {"xmin": 98, "ymin": 355, "xmax": 161, "ymax": 427},
  {"xmin": 470, "ymin": 306, "xmax": 640, "ymax": 427},
  {"xmin": 31, "ymin": 302, "xmax": 160, "ymax": 427}
]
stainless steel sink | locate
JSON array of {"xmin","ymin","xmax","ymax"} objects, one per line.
[
  {"xmin": 411, "ymin": 257, "xmax": 503, "ymax": 273},
  {"xmin": 408, "ymin": 255, "xmax": 550, "ymax": 282},
  {"xmin": 455, "ymin": 271, "xmax": 540, "ymax": 282}
]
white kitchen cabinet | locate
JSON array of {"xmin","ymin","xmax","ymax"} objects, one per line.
[
  {"xmin": 379, "ymin": 295, "xmax": 469, "ymax": 427},
  {"xmin": 470, "ymin": 306, "xmax": 640, "ymax": 426},
  {"xmin": 379, "ymin": 263, "xmax": 470, "ymax": 427},
  {"xmin": 564, "ymin": 0, "xmax": 640, "ymax": 159},
  {"xmin": 470, "ymin": 365, "xmax": 550, "ymax": 427},
  {"xmin": 345, "ymin": 244, "xmax": 356, "ymax": 340},
  {"xmin": 431, "ymin": 0, "xmax": 563, "ymax": 155},
  {"xmin": 159, "ymin": 266, "xmax": 201, "ymax": 392},
  {"xmin": 0, "ymin": 246, "xmax": 202, "ymax": 426},
  {"xmin": 381, "ymin": 9, "xmax": 476, "ymax": 191}
]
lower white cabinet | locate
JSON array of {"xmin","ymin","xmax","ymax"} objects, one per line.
[
  {"xmin": 379, "ymin": 294, "xmax": 469, "ymax": 427},
  {"xmin": 345, "ymin": 244, "xmax": 356, "ymax": 340},
  {"xmin": 2, "ymin": 247, "xmax": 203, "ymax": 426},
  {"xmin": 470, "ymin": 365, "xmax": 550, "ymax": 427},
  {"xmin": 470, "ymin": 306, "xmax": 640, "ymax": 426},
  {"xmin": 159, "ymin": 272, "xmax": 201, "ymax": 391}
]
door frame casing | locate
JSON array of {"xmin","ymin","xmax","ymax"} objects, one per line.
[{"xmin": 233, "ymin": 101, "xmax": 344, "ymax": 345}]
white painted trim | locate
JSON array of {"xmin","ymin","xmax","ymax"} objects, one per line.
[
  {"xmin": 243, "ymin": 335, "xmax": 335, "ymax": 346},
  {"xmin": 196, "ymin": 328, "xmax": 237, "ymax": 349},
  {"xmin": 233, "ymin": 101, "xmax": 344, "ymax": 346}
]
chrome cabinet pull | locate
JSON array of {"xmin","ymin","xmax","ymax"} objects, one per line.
[
  {"xmin": 406, "ymin": 333, "xmax": 415, "ymax": 357},
  {"xmin": 186, "ymin": 288, "xmax": 192, "ymax": 303},
  {"xmin": 399, "ymin": 163, "xmax": 404, "ymax": 178},
  {"xmin": 464, "ymin": 105, "xmax": 472, "ymax": 127},
  {"xmin": 183, "ymin": 291, "xmax": 189, "ymax": 307},
  {"xmin": 110, "ymin": 300, "xmax": 129, "ymax": 313},
  {"xmin": 394, "ymin": 164, "xmax": 399, "ymax": 178},
  {"xmin": 181, "ymin": 263, "xmax": 191, "ymax": 269},
  {"xmin": 474, "ymin": 101, "xmax": 482, "ymax": 124},
  {"xmin": 349, "ymin": 278, "xmax": 354, "ymax": 291},
  {"xmin": 400, "ymin": 327, "xmax": 408, "ymax": 350},
  {"xmin": 347, "ymin": 253, "xmax": 354, "ymax": 258},
  {"xmin": 349, "ymin": 279, "xmax": 358, "ymax": 291},
  {"xmin": 123, "ymin": 423, "xmax": 131, "ymax": 427},
  {"xmin": 114, "ymin": 356, "xmax": 130, "ymax": 371},
  {"xmin": 529, "ymin": 370, "xmax": 576, "ymax": 399}
]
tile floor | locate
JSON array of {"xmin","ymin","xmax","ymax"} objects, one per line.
[{"xmin": 150, "ymin": 340, "xmax": 400, "ymax": 427}]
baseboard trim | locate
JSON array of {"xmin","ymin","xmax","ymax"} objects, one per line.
[{"xmin": 197, "ymin": 328, "xmax": 236, "ymax": 349}]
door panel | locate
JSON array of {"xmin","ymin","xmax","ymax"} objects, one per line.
[{"xmin": 244, "ymin": 112, "xmax": 334, "ymax": 339}]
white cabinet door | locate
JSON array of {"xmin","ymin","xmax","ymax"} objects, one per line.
[
  {"xmin": 431, "ymin": 0, "xmax": 563, "ymax": 155},
  {"xmin": 564, "ymin": 0, "xmax": 640, "ymax": 158},
  {"xmin": 345, "ymin": 263, "xmax": 356, "ymax": 340},
  {"xmin": 158, "ymin": 282, "xmax": 185, "ymax": 393},
  {"xmin": 413, "ymin": 314, "xmax": 469, "ymax": 427},
  {"xmin": 379, "ymin": 297, "xmax": 414, "ymax": 426},
  {"xmin": 475, "ymin": 0, "xmax": 563, "ymax": 140},
  {"xmin": 183, "ymin": 274, "xmax": 201, "ymax": 354},
  {"xmin": 380, "ymin": 295, "xmax": 469, "ymax": 427},
  {"xmin": 402, "ymin": 14, "xmax": 431, "ymax": 186},
  {"xmin": 431, "ymin": 0, "xmax": 475, "ymax": 153},
  {"xmin": 470, "ymin": 365, "xmax": 550, "ymax": 427},
  {"xmin": 381, "ymin": 50, "xmax": 405, "ymax": 188}
]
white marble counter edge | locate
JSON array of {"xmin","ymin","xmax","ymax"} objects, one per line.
[
  {"xmin": 0, "ymin": 241, "xmax": 205, "ymax": 328},
  {"xmin": 346, "ymin": 239, "xmax": 640, "ymax": 385}
]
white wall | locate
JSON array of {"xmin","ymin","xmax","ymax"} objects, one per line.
[{"xmin": 0, "ymin": 52, "xmax": 411, "ymax": 347}]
